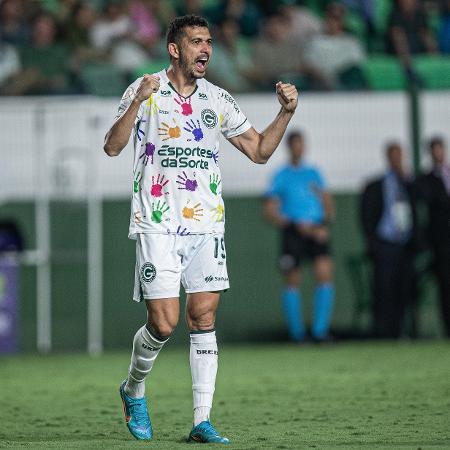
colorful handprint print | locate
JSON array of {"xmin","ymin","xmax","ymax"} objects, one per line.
[
  {"xmin": 183, "ymin": 119, "xmax": 204, "ymax": 142},
  {"xmin": 211, "ymin": 202, "xmax": 225, "ymax": 222},
  {"xmin": 174, "ymin": 95, "xmax": 193, "ymax": 116},
  {"xmin": 182, "ymin": 200, "xmax": 203, "ymax": 221},
  {"xmin": 150, "ymin": 174, "xmax": 169, "ymax": 197},
  {"xmin": 151, "ymin": 201, "xmax": 170, "ymax": 223},
  {"xmin": 133, "ymin": 170, "xmax": 142, "ymax": 193},
  {"xmin": 139, "ymin": 142, "xmax": 156, "ymax": 165},
  {"xmin": 158, "ymin": 119, "xmax": 181, "ymax": 141},
  {"xmin": 209, "ymin": 174, "xmax": 221, "ymax": 195},
  {"xmin": 176, "ymin": 171, "xmax": 198, "ymax": 191}
]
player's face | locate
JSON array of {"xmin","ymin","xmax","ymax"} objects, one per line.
[
  {"xmin": 178, "ymin": 26, "xmax": 212, "ymax": 80},
  {"xmin": 388, "ymin": 146, "xmax": 404, "ymax": 173}
]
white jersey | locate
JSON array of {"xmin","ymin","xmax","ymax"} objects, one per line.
[{"xmin": 115, "ymin": 69, "xmax": 252, "ymax": 239}]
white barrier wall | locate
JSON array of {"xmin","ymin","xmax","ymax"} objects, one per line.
[{"xmin": 1, "ymin": 92, "xmax": 449, "ymax": 201}]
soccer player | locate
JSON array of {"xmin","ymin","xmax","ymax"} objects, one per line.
[
  {"xmin": 263, "ymin": 131, "xmax": 335, "ymax": 342},
  {"xmin": 104, "ymin": 15, "xmax": 298, "ymax": 444}
]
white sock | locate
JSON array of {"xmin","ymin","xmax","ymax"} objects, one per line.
[
  {"xmin": 124, "ymin": 325, "xmax": 168, "ymax": 398},
  {"xmin": 190, "ymin": 330, "xmax": 218, "ymax": 426}
]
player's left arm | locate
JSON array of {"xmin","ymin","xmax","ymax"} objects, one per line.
[{"xmin": 228, "ymin": 82, "xmax": 298, "ymax": 164}]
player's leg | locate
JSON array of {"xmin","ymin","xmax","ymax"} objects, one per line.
[
  {"xmin": 312, "ymin": 254, "xmax": 335, "ymax": 340},
  {"xmin": 280, "ymin": 225, "xmax": 305, "ymax": 341},
  {"xmin": 125, "ymin": 298, "xmax": 179, "ymax": 398},
  {"xmin": 185, "ymin": 291, "xmax": 229, "ymax": 444},
  {"xmin": 120, "ymin": 234, "xmax": 181, "ymax": 440},
  {"xmin": 181, "ymin": 233, "xmax": 229, "ymax": 443}
]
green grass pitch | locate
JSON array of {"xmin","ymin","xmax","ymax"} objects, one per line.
[{"xmin": 1, "ymin": 342, "xmax": 449, "ymax": 449}]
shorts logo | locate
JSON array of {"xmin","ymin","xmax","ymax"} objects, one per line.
[
  {"xmin": 201, "ymin": 109, "xmax": 217, "ymax": 129},
  {"xmin": 140, "ymin": 262, "xmax": 156, "ymax": 283},
  {"xmin": 204, "ymin": 275, "xmax": 228, "ymax": 283}
]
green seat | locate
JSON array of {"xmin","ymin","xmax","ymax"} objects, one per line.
[
  {"xmin": 80, "ymin": 63, "xmax": 126, "ymax": 97},
  {"xmin": 134, "ymin": 59, "xmax": 168, "ymax": 79},
  {"xmin": 362, "ymin": 56, "xmax": 407, "ymax": 90},
  {"xmin": 414, "ymin": 56, "xmax": 450, "ymax": 89}
]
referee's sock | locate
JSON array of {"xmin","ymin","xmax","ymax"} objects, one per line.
[
  {"xmin": 282, "ymin": 287, "xmax": 305, "ymax": 341},
  {"xmin": 124, "ymin": 324, "xmax": 169, "ymax": 398},
  {"xmin": 190, "ymin": 329, "xmax": 218, "ymax": 426},
  {"xmin": 312, "ymin": 283, "xmax": 335, "ymax": 339}
]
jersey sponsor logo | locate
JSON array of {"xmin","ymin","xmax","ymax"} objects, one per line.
[
  {"xmin": 196, "ymin": 349, "xmax": 218, "ymax": 355},
  {"xmin": 220, "ymin": 91, "xmax": 241, "ymax": 114},
  {"xmin": 159, "ymin": 109, "xmax": 169, "ymax": 114},
  {"xmin": 201, "ymin": 109, "xmax": 218, "ymax": 129},
  {"xmin": 121, "ymin": 86, "xmax": 135, "ymax": 100},
  {"xmin": 198, "ymin": 92, "xmax": 208, "ymax": 100},
  {"xmin": 157, "ymin": 144, "xmax": 213, "ymax": 169},
  {"xmin": 160, "ymin": 90, "xmax": 171, "ymax": 97},
  {"xmin": 140, "ymin": 262, "xmax": 156, "ymax": 283}
]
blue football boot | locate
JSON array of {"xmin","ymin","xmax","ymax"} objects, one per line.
[
  {"xmin": 188, "ymin": 421, "xmax": 230, "ymax": 444},
  {"xmin": 119, "ymin": 380, "xmax": 152, "ymax": 440}
]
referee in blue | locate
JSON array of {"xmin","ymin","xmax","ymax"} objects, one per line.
[{"xmin": 264, "ymin": 130, "xmax": 335, "ymax": 342}]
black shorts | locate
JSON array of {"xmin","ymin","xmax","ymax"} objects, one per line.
[{"xmin": 279, "ymin": 224, "xmax": 330, "ymax": 272}]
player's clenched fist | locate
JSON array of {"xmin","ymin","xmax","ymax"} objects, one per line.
[
  {"xmin": 276, "ymin": 81, "xmax": 298, "ymax": 113},
  {"xmin": 136, "ymin": 74, "xmax": 160, "ymax": 102}
]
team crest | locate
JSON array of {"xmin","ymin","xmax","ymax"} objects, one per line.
[
  {"xmin": 201, "ymin": 109, "xmax": 218, "ymax": 129},
  {"xmin": 140, "ymin": 262, "xmax": 156, "ymax": 283}
]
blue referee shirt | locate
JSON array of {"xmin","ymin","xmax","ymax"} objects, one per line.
[{"xmin": 265, "ymin": 163, "xmax": 327, "ymax": 224}]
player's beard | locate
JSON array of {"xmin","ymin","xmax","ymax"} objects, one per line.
[{"xmin": 179, "ymin": 48, "xmax": 204, "ymax": 81}]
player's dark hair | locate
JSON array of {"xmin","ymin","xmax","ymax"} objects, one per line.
[
  {"xmin": 287, "ymin": 131, "xmax": 304, "ymax": 147},
  {"xmin": 166, "ymin": 15, "xmax": 209, "ymax": 49},
  {"xmin": 428, "ymin": 136, "xmax": 444, "ymax": 151}
]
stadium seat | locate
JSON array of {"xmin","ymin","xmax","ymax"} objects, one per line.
[
  {"xmin": 134, "ymin": 59, "xmax": 168, "ymax": 78},
  {"xmin": 362, "ymin": 56, "xmax": 407, "ymax": 90},
  {"xmin": 413, "ymin": 56, "xmax": 450, "ymax": 89},
  {"xmin": 80, "ymin": 63, "xmax": 127, "ymax": 97}
]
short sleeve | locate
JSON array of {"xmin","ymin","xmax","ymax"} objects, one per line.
[
  {"xmin": 312, "ymin": 168, "xmax": 326, "ymax": 190},
  {"xmin": 265, "ymin": 170, "xmax": 285, "ymax": 199},
  {"xmin": 218, "ymin": 89, "xmax": 252, "ymax": 139},
  {"xmin": 115, "ymin": 78, "xmax": 143, "ymax": 121}
]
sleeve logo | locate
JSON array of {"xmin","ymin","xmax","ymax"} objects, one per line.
[
  {"xmin": 140, "ymin": 262, "xmax": 157, "ymax": 283},
  {"xmin": 201, "ymin": 109, "xmax": 218, "ymax": 129}
]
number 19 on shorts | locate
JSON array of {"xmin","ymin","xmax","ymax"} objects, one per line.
[{"xmin": 214, "ymin": 237, "xmax": 226, "ymax": 260}]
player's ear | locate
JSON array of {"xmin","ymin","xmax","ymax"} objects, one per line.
[{"xmin": 168, "ymin": 42, "xmax": 179, "ymax": 60}]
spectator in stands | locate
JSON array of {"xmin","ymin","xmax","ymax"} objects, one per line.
[
  {"xmin": 90, "ymin": 1, "xmax": 150, "ymax": 76},
  {"xmin": 251, "ymin": 13, "xmax": 329, "ymax": 90},
  {"xmin": 360, "ymin": 142, "xmax": 418, "ymax": 339},
  {"xmin": 18, "ymin": 13, "xmax": 71, "ymax": 95},
  {"xmin": 387, "ymin": 0, "xmax": 437, "ymax": 79},
  {"xmin": 206, "ymin": 17, "xmax": 253, "ymax": 92},
  {"xmin": 278, "ymin": 2, "xmax": 322, "ymax": 43},
  {"xmin": 0, "ymin": 40, "xmax": 21, "ymax": 95},
  {"xmin": 303, "ymin": 2, "xmax": 366, "ymax": 89},
  {"xmin": 0, "ymin": 0, "xmax": 30, "ymax": 45},
  {"xmin": 438, "ymin": 0, "xmax": 450, "ymax": 53},
  {"xmin": 208, "ymin": 0, "xmax": 263, "ymax": 37},
  {"xmin": 416, "ymin": 137, "xmax": 450, "ymax": 337},
  {"xmin": 263, "ymin": 131, "xmax": 335, "ymax": 342}
]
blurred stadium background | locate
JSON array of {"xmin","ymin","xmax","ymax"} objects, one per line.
[
  {"xmin": 1, "ymin": 0, "xmax": 449, "ymax": 353},
  {"xmin": 1, "ymin": 0, "xmax": 450, "ymax": 448}
]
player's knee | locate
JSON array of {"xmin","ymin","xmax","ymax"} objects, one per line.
[
  {"xmin": 148, "ymin": 318, "xmax": 178, "ymax": 338},
  {"xmin": 186, "ymin": 310, "xmax": 215, "ymax": 331}
]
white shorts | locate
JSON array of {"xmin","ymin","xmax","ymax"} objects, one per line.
[{"xmin": 133, "ymin": 233, "xmax": 230, "ymax": 301}]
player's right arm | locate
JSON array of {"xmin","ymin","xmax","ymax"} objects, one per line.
[
  {"xmin": 263, "ymin": 197, "xmax": 289, "ymax": 228},
  {"xmin": 103, "ymin": 74, "xmax": 160, "ymax": 157}
]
